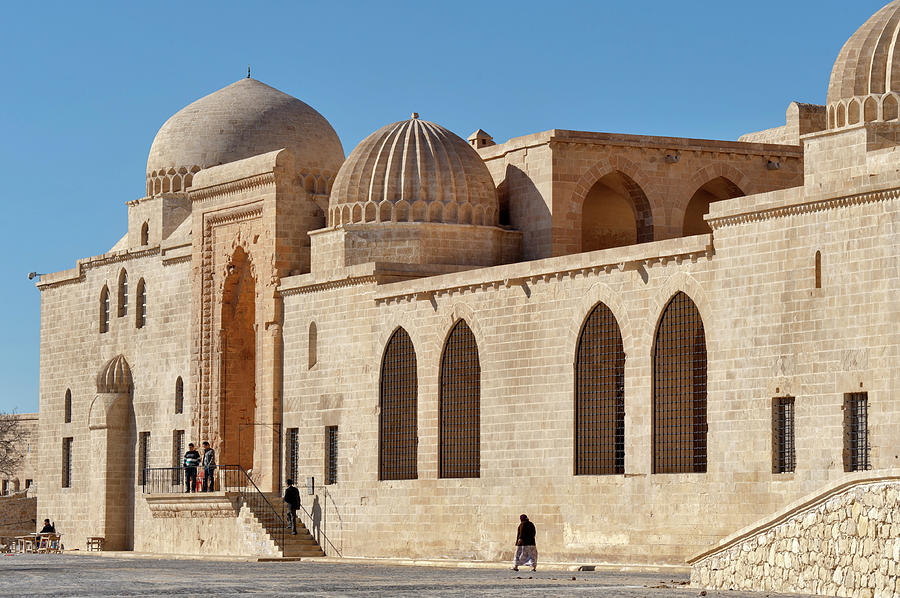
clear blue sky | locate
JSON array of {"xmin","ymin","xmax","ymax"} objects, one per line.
[{"xmin": 0, "ymin": 0, "xmax": 888, "ymax": 413}]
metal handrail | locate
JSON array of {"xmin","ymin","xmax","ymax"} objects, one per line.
[
  {"xmin": 294, "ymin": 488, "xmax": 342, "ymax": 557},
  {"xmin": 142, "ymin": 466, "xmax": 285, "ymax": 555}
]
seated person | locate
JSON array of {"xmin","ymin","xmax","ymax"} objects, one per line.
[{"xmin": 39, "ymin": 519, "xmax": 55, "ymax": 533}]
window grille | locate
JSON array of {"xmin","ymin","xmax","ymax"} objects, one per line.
[
  {"xmin": 772, "ymin": 397, "xmax": 795, "ymax": 473},
  {"xmin": 100, "ymin": 287, "xmax": 110, "ymax": 333},
  {"xmin": 326, "ymin": 426, "xmax": 338, "ymax": 485},
  {"xmin": 62, "ymin": 437, "xmax": 73, "ymax": 488},
  {"xmin": 64, "ymin": 389, "xmax": 72, "ymax": 424},
  {"xmin": 138, "ymin": 432, "xmax": 150, "ymax": 486},
  {"xmin": 575, "ymin": 302, "xmax": 625, "ymax": 475},
  {"xmin": 136, "ymin": 279, "xmax": 146, "ymax": 329},
  {"xmin": 172, "ymin": 430, "xmax": 184, "ymax": 486},
  {"xmin": 286, "ymin": 428, "xmax": 299, "ymax": 484},
  {"xmin": 652, "ymin": 291, "xmax": 707, "ymax": 473},
  {"xmin": 379, "ymin": 328, "xmax": 418, "ymax": 480},
  {"xmin": 118, "ymin": 270, "xmax": 128, "ymax": 317},
  {"xmin": 175, "ymin": 377, "xmax": 184, "ymax": 414},
  {"xmin": 844, "ymin": 393, "xmax": 870, "ymax": 471},
  {"xmin": 439, "ymin": 320, "xmax": 480, "ymax": 478}
]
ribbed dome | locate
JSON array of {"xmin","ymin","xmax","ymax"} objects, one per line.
[
  {"xmin": 96, "ymin": 355, "xmax": 133, "ymax": 394},
  {"xmin": 329, "ymin": 115, "xmax": 498, "ymax": 227},
  {"xmin": 827, "ymin": 1, "xmax": 900, "ymax": 128},
  {"xmin": 147, "ymin": 78, "xmax": 344, "ymax": 195}
]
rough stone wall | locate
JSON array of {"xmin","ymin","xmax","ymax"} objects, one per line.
[
  {"xmin": 691, "ymin": 478, "xmax": 900, "ymax": 598},
  {"xmin": 0, "ymin": 493, "xmax": 37, "ymax": 539}
]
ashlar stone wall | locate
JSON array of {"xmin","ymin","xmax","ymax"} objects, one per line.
[{"xmin": 690, "ymin": 475, "xmax": 900, "ymax": 598}]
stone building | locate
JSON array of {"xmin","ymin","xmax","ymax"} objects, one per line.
[{"xmin": 31, "ymin": 0, "xmax": 900, "ymax": 577}]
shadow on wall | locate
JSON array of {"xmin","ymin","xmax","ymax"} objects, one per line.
[{"xmin": 499, "ymin": 165, "xmax": 551, "ymax": 261}]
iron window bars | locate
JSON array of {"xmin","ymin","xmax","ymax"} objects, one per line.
[
  {"xmin": 652, "ymin": 292, "xmax": 707, "ymax": 473},
  {"xmin": 845, "ymin": 392, "xmax": 870, "ymax": 472},
  {"xmin": 439, "ymin": 320, "xmax": 481, "ymax": 478},
  {"xmin": 772, "ymin": 397, "xmax": 795, "ymax": 474},
  {"xmin": 379, "ymin": 328, "xmax": 418, "ymax": 480},
  {"xmin": 575, "ymin": 302, "xmax": 625, "ymax": 475}
]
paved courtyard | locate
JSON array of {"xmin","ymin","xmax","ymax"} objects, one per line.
[{"xmin": 0, "ymin": 554, "xmax": 816, "ymax": 597}]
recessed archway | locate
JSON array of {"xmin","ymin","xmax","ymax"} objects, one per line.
[
  {"xmin": 581, "ymin": 171, "xmax": 653, "ymax": 252},
  {"xmin": 682, "ymin": 177, "xmax": 744, "ymax": 236},
  {"xmin": 220, "ymin": 247, "xmax": 257, "ymax": 473}
]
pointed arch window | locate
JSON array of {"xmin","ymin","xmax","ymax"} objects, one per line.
[
  {"xmin": 652, "ymin": 291, "xmax": 707, "ymax": 474},
  {"xmin": 175, "ymin": 377, "xmax": 184, "ymax": 415},
  {"xmin": 439, "ymin": 320, "xmax": 480, "ymax": 478},
  {"xmin": 135, "ymin": 278, "xmax": 146, "ymax": 329},
  {"xmin": 64, "ymin": 389, "xmax": 72, "ymax": 424},
  {"xmin": 117, "ymin": 270, "xmax": 128, "ymax": 317},
  {"xmin": 308, "ymin": 322, "xmax": 317, "ymax": 369},
  {"xmin": 140, "ymin": 222, "xmax": 149, "ymax": 246},
  {"xmin": 575, "ymin": 302, "xmax": 625, "ymax": 475},
  {"xmin": 99, "ymin": 286, "xmax": 110, "ymax": 333},
  {"xmin": 379, "ymin": 328, "xmax": 417, "ymax": 480}
]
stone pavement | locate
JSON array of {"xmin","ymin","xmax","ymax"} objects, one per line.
[{"xmin": 0, "ymin": 553, "xmax": 818, "ymax": 597}]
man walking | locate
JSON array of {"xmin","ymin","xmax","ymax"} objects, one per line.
[
  {"xmin": 283, "ymin": 479, "xmax": 300, "ymax": 535},
  {"xmin": 201, "ymin": 441, "xmax": 216, "ymax": 492},
  {"xmin": 513, "ymin": 514, "xmax": 537, "ymax": 572},
  {"xmin": 183, "ymin": 443, "xmax": 200, "ymax": 493}
]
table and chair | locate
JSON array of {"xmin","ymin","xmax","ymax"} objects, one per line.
[{"xmin": 7, "ymin": 533, "xmax": 62, "ymax": 554}]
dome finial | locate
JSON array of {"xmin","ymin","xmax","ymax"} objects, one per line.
[
  {"xmin": 247, "ymin": 65, "xmax": 251, "ymax": 79},
  {"xmin": 410, "ymin": 112, "xmax": 419, "ymax": 119}
]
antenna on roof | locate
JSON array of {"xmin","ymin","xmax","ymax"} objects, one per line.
[{"xmin": 247, "ymin": 65, "xmax": 251, "ymax": 79}]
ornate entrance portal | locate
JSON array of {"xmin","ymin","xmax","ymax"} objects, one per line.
[{"xmin": 221, "ymin": 247, "xmax": 257, "ymax": 472}]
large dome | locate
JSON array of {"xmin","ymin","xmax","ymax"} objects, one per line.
[
  {"xmin": 147, "ymin": 78, "xmax": 344, "ymax": 195},
  {"xmin": 827, "ymin": 1, "xmax": 900, "ymax": 128},
  {"xmin": 328, "ymin": 114, "xmax": 498, "ymax": 227}
]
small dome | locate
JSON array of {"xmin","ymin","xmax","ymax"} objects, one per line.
[
  {"xmin": 827, "ymin": 1, "xmax": 900, "ymax": 128},
  {"xmin": 329, "ymin": 114, "xmax": 498, "ymax": 226},
  {"xmin": 96, "ymin": 355, "xmax": 133, "ymax": 394},
  {"xmin": 147, "ymin": 78, "xmax": 344, "ymax": 195}
]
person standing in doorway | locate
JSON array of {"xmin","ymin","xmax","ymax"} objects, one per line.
[
  {"xmin": 201, "ymin": 441, "xmax": 216, "ymax": 492},
  {"xmin": 283, "ymin": 479, "xmax": 300, "ymax": 535},
  {"xmin": 183, "ymin": 443, "xmax": 200, "ymax": 492},
  {"xmin": 513, "ymin": 514, "xmax": 537, "ymax": 572}
]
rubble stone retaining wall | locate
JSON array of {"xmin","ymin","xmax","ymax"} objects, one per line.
[{"xmin": 690, "ymin": 475, "xmax": 900, "ymax": 598}]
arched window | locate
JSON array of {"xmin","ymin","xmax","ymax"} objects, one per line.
[
  {"xmin": 99, "ymin": 286, "xmax": 110, "ymax": 333},
  {"xmin": 140, "ymin": 222, "xmax": 149, "ymax": 246},
  {"xmin": 175, "ymin": 377, "xmax": 184, "ymax": 414},
  {"xmin": 64, "ymin": 389, "xmax": 72, "ymax": 424},
  {"xmin": 815, "ymin": 251, "xmax": 822, "ymax": 289},
  {"xmin": 136, "ymin": 278, "xmax": 146, "ymax": 328},
  {"xmin": 379, "ymin": 328, "xmax": 417, "ymax": 480},
  {"xmin": 653, "ymin": 291, "xmax": 707, "ymax": 474},
  {"xmin": 575, "ymin": 302, "xmax": 625, "ymax": 475},
  {"xmin": 439, "ymin": 320, "xmax": 480, "ymax": 478},
  {"xmin": 308, "ymin": 322, "xmax": 317, "ymax": 369},
  {"xmin": 117, "ymin": 270, "xmax": 128, "ymax": 317}
]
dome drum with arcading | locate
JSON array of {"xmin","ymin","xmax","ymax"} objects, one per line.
[
  {"xmin": 146, "ymin": 78, "xmax": 344, "ymax": 196},
  {"xmin": 328, "ymin": 114, "xmax": 499, "ymax": 227},
  {"xmin": 827, "ymin": 0, "xmax": 900, "ymax": 129}
]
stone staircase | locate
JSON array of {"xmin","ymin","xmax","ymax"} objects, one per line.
[{"xmin": 244, "ymin": 495, "xmax": 324, "ymax": 558}]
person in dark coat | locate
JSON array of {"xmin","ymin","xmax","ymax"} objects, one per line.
[
  {"xmin": 39, "ymin": 519, "xmax": 55, "ymax": 533},
  {"xmin": 513, "ymin": 514, "xmax": 537, "ymax": 572},
  {"xmin": 283, "ymin": 479, "xmax": 301, "ymax": 535}
]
